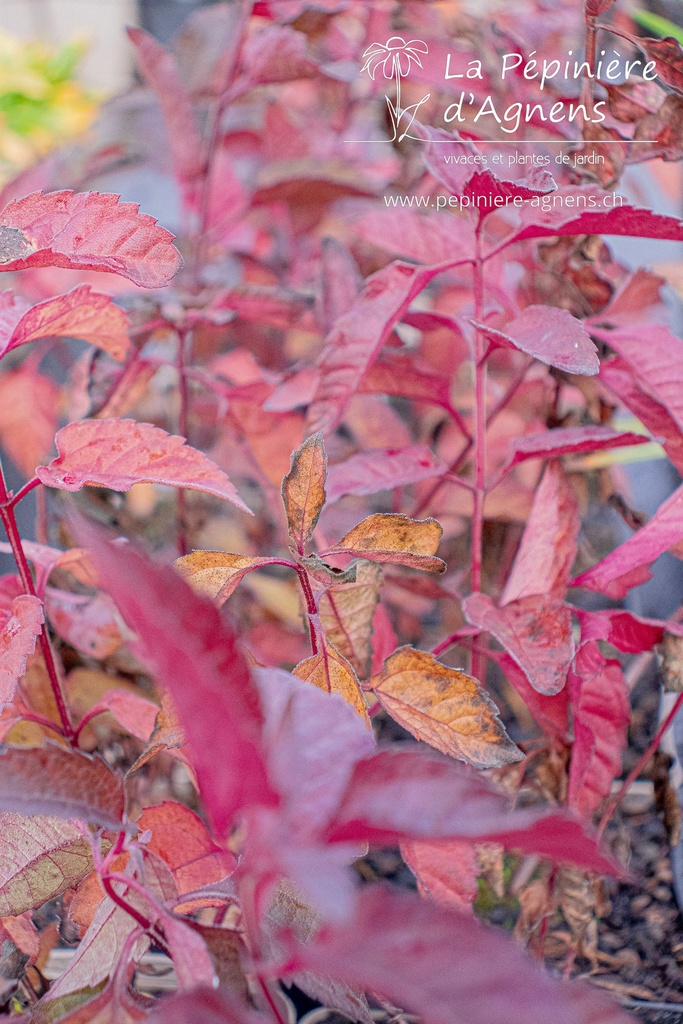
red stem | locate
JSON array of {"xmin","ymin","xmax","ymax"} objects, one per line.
[
  {"xmin": 470, "ymin": 226, "xmax": 487, "ymax": 682},
  {"xmin": 0, "ymin": 464, "xmax": 73, "ymax": 738},
  {"xmin": 598, "ymin": 691, "xmax": 683, "ymax": 840},
  {"xmin": 257, "ymin": 977, "xmax": 290, "ymax": 1024},
  {"xmin": 101, "ymin": 875, "xmax": 155, "ymax": 935},
  {"xmin": 295, "ymin": 565, "xmax": 319, "ymax": 654},
  {"xmin": 6, "ymin": 476, "xmax": 41, "ymax": 509}
]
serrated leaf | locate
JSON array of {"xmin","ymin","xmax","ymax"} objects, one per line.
[
  {"xmin": 294, "ymin": 637, "xmax": 369, "ymax": 723},
  {"xmin": 0, "ymin": 286, "xmax": 130, "ymax": 363},
  {"xmin": 0, "ymin": 191, "xmax": 181, "ymax": 288},
  {"xmin": 371, "ymin": 647, "xmax": 522, "ymax": 768},
  {"xmin": 282, "ymin": 432, "xmax": 327, "ymax": 553},
  {"xmin": 0, "ymin": 744, "xmax": 124, "ymax": 828},
  {"xmin": 463, "ymin": 593, "xmax": 574, "ymax": 696},
  {"xmin": 37, "ymin": 419, "xmax": 251, "ymax": 513},
  {"xmin": 0, "ymin": 595, "xmax": 43, "ymax": 708},
  {"xmin": 506, "ymin": 426, "xmax": 652, "ymax": 469},
  {"xmin": 325, "ymin": 514, "xmax": 445, "ymax": 573},
  {"xmin": 318, "ymin": 562, "xmax": 382, "ymax": 679},
  {"xmin": 0, "ymin": 814, "xmax": 92, "ymax": 916}
]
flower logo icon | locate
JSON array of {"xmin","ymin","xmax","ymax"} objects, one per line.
[{"xmin": 361, "ymin": 36, "xmax": 430, "ymax": 142}]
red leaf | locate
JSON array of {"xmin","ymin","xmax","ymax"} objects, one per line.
[
  {"xmin": 37, "ymin": 418, "xmax": 251, "ymax": 512},
  {"xmin": 507, "ymin": 425, "xmax": 652, "ymax": 468},
  {"xmin": 84, "ymin": 688, "xmax": 160, "ymax": 743},
  {"xmin": 0, "ymin": 744, "xmax": 125, "ymax": 829},
  {"xmin": 568, "ymin": 642, "xmax": 630, "ymax": 818},
  {"xmin": 241, "ymin": 25, "xmax": 318, "ymax": 84},
  {"xmin": 0, "ymin": 285, "xmax": 130, "ymax": 362},
  {"xmin": 573, "ymin": 607, "xmax": 676, "ymax": 654},
  {"xmin": 401, "ymin": 839, "xmax": 478, "ymax": 911},
  {"xmin": 502, "ymin": 462, "xmax": 578, "ymax": 603},
  {"xmin": 139, "ymin": 802, "xmax": 236, "ymax": 897},
  {"xmin": 0, "ymin": 367, "xmax": 59, "ymax": 477},
  {"xmin": 463, "ymin": 593, "xmax": 574, "ymax": 695},
  {"xmin": 638, "ymin": 36, "xmax": 683, "ymax": 94},
  {"xmin": 307, "ymin": 262, "xmax": 443, "ymax": 433},
  {"xmin": 463, "ymin": 168, "xmax": 556, "ymax": 211},
  {"xmin": 45, "ymin": 589, "xmax": 122, "ymax": 660},
  {"xmin": 0, "ymin": 191, "xmax": 181, "ymax": 288},
  {"xmin": 600, "ymin": 358, "xmax": 683, "ymax": 475},
  {"xmin": 326, "ymin": 445, "xmax": 447, "ymax": 503},
  {"xmin": 355, "ymin": 207, "xmax": 474, "ymax": 265},
  {"xmin": 571, "ymin": 480, "xmax": 683, "ymax": 598},
  {"xmin": 320, "ymin": 237, "xmax": 362, "ymax": 333},
  {"xmin": 496, "ymin": 651, "xmax": 569, "ymax": 742},
  {"xmin": 477, "ymin": 307, "xmax": 599, "ymax": 376},
  {"xmin": 286, "ymin": 885, "xmax": 632, "ymax": 1024},
  {"xmin": 509, "ymin": 187, "xmax": 683, "ymax": 245},
  {"xmin": 359, "ymin": 354, "xmax": 454, "ymax": 411},
  {"xmin": 78, "ymin": 525, "xmax": 277, "ymax": 838},
  {"xmin": 128, "ymin": 28, "xmax": 204, "ymax": 211},
  {"xmin": 325, "ymin": 748, "xmax": 620, "ymax": 877},
  {"xmin": 0, "ymin": 595, "xmax": 43, "ymax": 707}
]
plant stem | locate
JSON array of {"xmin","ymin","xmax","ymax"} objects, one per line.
[
  {"xmin": 101, "ymin": 875, "xmax": 155, "ymax": 935},
  {"xmin": 257, "ymin": 976, "xmax": 290, "ymax": 1024},
  {"xmin": 6, "ymin": 476, "xmax": 40, "ymax": 509},
  {"xmin": 597, "ymin": 690, "xmax": 683, "ymax": 840},
  {"xmin": 0, "ymin": 463, "xmax": 73, "ymax": 738},
  {"xmin": 176, "ymin": 327, "xmax": 192, "ymax": 557},
  {"xmin": 295, "ymin": 565, "xmax": 319, "ymax": 654},
  {"xmin": 470, "ymin": 226, "xmax": 487, "ymax": 682}
]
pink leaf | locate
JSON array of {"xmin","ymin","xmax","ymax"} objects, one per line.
[
  {"xmin": 463, "ymin": 167, "xmax": 556, "ymax": 211},
  {"xmin": 496, "ymin": 651, "xmax": 569, "ymax": 742},
  {"xmin": 84, "ymin": 688, "xmax": 160, "ymax": 743},
  {"xmin": 0, "ymin": 191, "xmax": 181, "ymax": 288},
  {"xmin": 594, "ymin": 325, "xmax": 683, "ymax": 435},
  {"xmin": 326, "ymin": 445, "xmax": 447, "ymax": 503},
  {"xmin": 241, "ymin": 25, "xmax": 318, "ymax": 84},
  {"xmin": 0, "ymin": 595, "xmax": 43, "ymax": 707},
  {"xmin": 307, "ymin": 262, "xmax": 443, "ymax": 433},
  {"xmin": 0, "ymin": 367, "xmax": 59, "ymax": 477},
  {"xmin": 476, "ymin": 307, "xmax": 599, "ymax": 376},
  {"xmin": 509, "ymin": 187, "xmax": 683, "ymax": 245},
  {"xmin": 568, "ymin": 642, "xmax": 630, "ymax": 818},
  {"xmin": 37, "ymin": 418, "xmax": 251, "ymax": 513},
  {"xmin": 571, "ymin": 480, "xmax": 683, "ymax": 598},
  {"xmin": 285, "ymin": 885, "xmax": 633, "ymax": 1024},
  {"xmin": 355, "ymin": 207, "xmax": 475, "ymax": 265},
  {"xmin": 0, "ymin": 285, "xmax": 130, "ymax": 362},
  {"xmin": 128, "ymin": 28, "xmax": 204, "ymax": 211},
  {"xmin": 45, "ymin": 588, "xmax": 122, "ymax": 659},
  {"xmin": 320, "ymin": 237, "xmax": 362, "ymax": 333},
  {"xmin": 507, "ymin": 425, "xmax": 652, "ymax": 468},
  {"xmin": 139, "ymin": 802, "xmax": 235, "ymax": 896},
  {"xmin": 502, "ymin": 462, "xmax": 578, "ymax": 603},
  {"xmin": 463, "ymin": 592, "xmax": 574, "ymax": 695},
  {"xmin": 359, "ymin": 354, "xmax": 454, "ymax": 411},
  {"xmin": 600, "ymin": 358, "xmax": 683, "ymax": 475},
  {"xmin": 574, "ymin": 607, "xmax": 683, "ymax": 654},
  {"xmin": 0, "ymin": 744, "xmax": 125, "ymax": 828},
  {"xmin": 78, "ymin": 524, "xmax": 277, "ymax": 838},
  {"xmin": 325, "ymin": 748, "xmax": 620, "ymax": 877},
  {"xmin": 147, "ymin": 988, "xmax": 264, "ymax": 1024}
]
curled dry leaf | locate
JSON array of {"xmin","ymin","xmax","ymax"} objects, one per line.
[
  {"xmin": 0, "ymin": 190, "xmax": 181, "ymax": 288},
  {"xmin": 175, "ymin": 551, "xmax": 274, "ymax": 605},
  {"xmin": 0, "ymin": 285, "xmax": 130, "ymax": 363},
  {"xmin": 282, "ymin": 431, "xmax": 327, "ymax": 553},
  {"xmin": 37, "ymin": 418, "xmax": 251, "ymax": 513},
  {"xmin": 324, "ymin": 514, "xmax": 445, "ymax": 573},
  {"xmin": 0, "ymin": 595, "xmax": 43, "ymax": 708},
  {"xmin": 0, "ymin": 814, "xmax": 92, "ymax": 917},
  {"xmin": 371, "ymin": 646, "xmax": 522, "ymax": 767},
  {"xmin": 0, "ymin": 744, "xmax": 125, "ymax": 829},
  {"xmin": 294, "ymin": 636, "xmax": 369, "ymax": 724}
]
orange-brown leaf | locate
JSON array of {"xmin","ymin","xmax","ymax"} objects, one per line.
[
  {"xmin": 175, "ymin": 551, "xmax": 271, "ymax": 606},
  {"xmin": 372, "ymin": 647, "xmax": 522, "ymax": 767},
  {"xmin": 294, "ymin": 638, "xmax": 370, "ymax": 724},
  {"xmin": 282, "ymin": 432, "xmax": 327, "ymax": 553},
  {"xmin": 325, "ymin": 514, "xmax": 445, "ymax": 573},
  {"xmin": 318, "ymin": 561, "xmax": 382, "ymax": 679},
  {"xmin": 37, "ymin": 418, "xmax": 251, "ymax": 512},
  {"xmin": 139, "ymin": 802, "xmax": 235, "ymax": 897}
]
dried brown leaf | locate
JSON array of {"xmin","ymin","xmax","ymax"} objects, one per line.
[
  {"xmin": 294, "ymin": 637, "xmax": 369, "ymax": 724},
  {"xmin": 325, "ymin": 514, "xmax": 445, "ymax": 573},
  {"xmin": 175, "ymin": 551, "xmax": 271, "ymax": 606},
  {"xmin": 372, "ymin": 647, "xmax": 522, "ymax": 767},
  {"xmin": 318, "ymin": 561, "xmax": 382, "ymax": 679},
  {"xmin": 282, "ymin": 432, "xmax": 327, "ymax": 553}
]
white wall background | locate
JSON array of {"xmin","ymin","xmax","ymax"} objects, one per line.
[{"xmin": 0, "ymin": 0, "xmax": 138, "ymax": 92}]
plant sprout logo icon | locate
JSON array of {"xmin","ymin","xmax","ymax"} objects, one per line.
[{"xmin": 361, "ymin": 36, "xmax": 430, "ymax": 142}]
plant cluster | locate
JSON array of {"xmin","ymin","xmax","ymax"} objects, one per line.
[{"xmin": 0, "ymin": 1, "xmax": 682, "ymax": 1022}]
